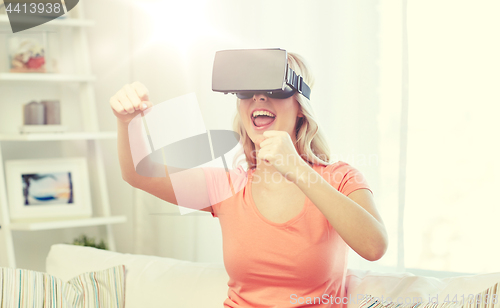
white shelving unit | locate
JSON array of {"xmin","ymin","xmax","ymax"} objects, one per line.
[
  {"xmin": 9, "ymin": 216, "xmax": 126, "ymax": 231},
  {"xmin": 0, "ymin": 132, "xmax": 116, "ymax": 141},
  {"xmin": 0, "ymin": 73, "xmax": 96, "ymax": 82},
  {"xmin": 0, "ymin": 4, "xmax": 126, "ymax": 268}
]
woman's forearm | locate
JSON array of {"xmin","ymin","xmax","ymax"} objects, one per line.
[
  {"xmin": 117, "ymin": 119, "xmax": 140, "ymax": 185},
  {"xmin": 292, "ymin": 164, "xmax": 388, "ymax": 261}
]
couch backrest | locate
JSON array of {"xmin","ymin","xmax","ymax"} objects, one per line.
[
  {"xmin": 47, "ymin": 244, "xmax": 500, "ymax": 308},
  {"xmin": 46, "ymin": 244, "xmax": 230, "ymax": 308}
]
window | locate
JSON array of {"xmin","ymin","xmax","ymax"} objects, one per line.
[{"xmin": 404, "ymin": 0, "xmax": 500, "ymax": 274}]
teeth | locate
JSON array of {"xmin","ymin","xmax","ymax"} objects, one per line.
[{"xmin": 252, "ymin": 110, "xmax": 276, "ymax": 118}]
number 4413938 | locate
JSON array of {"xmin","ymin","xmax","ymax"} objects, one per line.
[{"xmin": 5, "ymin": 2, "xmax": 63, "ymax": 14}]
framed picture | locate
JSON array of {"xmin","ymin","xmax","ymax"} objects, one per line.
[{"xmin": 5, "ymin": 157, "xmax": 92, "ymax": 221}]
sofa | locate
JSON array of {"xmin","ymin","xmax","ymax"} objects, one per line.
[{"xmin": 44, "ymin": 244, "xmax": 500, "ymax": 308}]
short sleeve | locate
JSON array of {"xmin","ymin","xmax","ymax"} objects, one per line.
[
  {"xmin": 324, "ymin": 162, "xmax": 373, "ymax": 197},
  {"xmin": 201, "ymin": 165, "xmax": 248, "ymax": 218}
]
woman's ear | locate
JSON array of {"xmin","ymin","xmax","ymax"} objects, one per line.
[{"xmin": 295, "ymin": 116, "xmax": 304, "ymax": 131}]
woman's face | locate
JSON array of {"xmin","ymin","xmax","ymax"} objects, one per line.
[{"xmin": 238, "ymin": 93, "xmax": 304, "ymax": 150}]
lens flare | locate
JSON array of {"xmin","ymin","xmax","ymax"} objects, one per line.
[{"xmin": 133, "ymin": 0, "xmax": 215, "ymax": 53}]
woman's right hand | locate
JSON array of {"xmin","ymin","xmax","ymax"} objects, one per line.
[{"xmin": 110, "ymin": 81, "xmax": 153, "ymax": 123}]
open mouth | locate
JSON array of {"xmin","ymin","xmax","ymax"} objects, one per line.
[{"xmin": 252, "ymin": 110, "xmax": 276, "ymax": 128}]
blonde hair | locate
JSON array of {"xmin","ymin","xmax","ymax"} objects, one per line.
[{"xmin": 232, "ymin": 52, "xmax": 332, "ymax": 169}]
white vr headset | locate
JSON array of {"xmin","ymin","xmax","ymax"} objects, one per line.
[{"xmin": 212, "ymin": 48, "xmax": 311, "ymax": 100}]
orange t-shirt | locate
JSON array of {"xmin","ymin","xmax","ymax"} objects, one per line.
[{"xmin": 203, "ymin": 161, "xmax": 372, "ymax": 308}]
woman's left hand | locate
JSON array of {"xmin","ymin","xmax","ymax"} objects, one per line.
[{"xmin": 257, "ymin": 130, "xmax": 308, "ymax": 182}]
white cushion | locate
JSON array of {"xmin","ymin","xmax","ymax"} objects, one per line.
[
  {"xmin": 46, "ymin": 244, "xmax": 229, "ymax": 308},
  {"xmin": 345, "ymin": 269, "xmax": 500, "ymax": 308}
]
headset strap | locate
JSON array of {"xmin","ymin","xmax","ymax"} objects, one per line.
[{"xmin": 286, "ymin": 66, "xmax": 311, "ymax": 100}]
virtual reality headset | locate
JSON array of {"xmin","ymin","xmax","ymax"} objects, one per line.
[{"xmin": 212, "ymin": 48, "xmax": 311, "ymax": 100}]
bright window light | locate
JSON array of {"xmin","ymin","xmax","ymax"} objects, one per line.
[
  {"xmin": 404, "ymin": 0, "xmax": 500, "ymax": 274},
  {"xmin": 132, "ymin": 0, "xmax": 216, "ymax": 52}
]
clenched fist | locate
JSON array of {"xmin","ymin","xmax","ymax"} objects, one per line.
[{"xmin": 109, "ymin": 81, "xmax": 153, "ymax": 123}]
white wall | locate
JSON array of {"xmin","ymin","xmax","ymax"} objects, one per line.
[
  {"xmin": 90, "ymin": 0, "xmax": 382, "ymax": 268},
  {"xmin": 1, "ymin": 0, "xmax": 383, "ymax": 271}
]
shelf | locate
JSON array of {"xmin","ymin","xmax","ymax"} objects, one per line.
[
  {"xmin": 0, "ymin": 14, "xmax": 95, "ymax": 27},
  {"xmin": 0, "ymin": 73, "xmax": 95, "ymax": 82},
  {"xmin": 0, "ymin": 131, "xmax": 117, "ymax": 141},
  {"xmin": 8, "ymin": 216, "xmax": 127, "ymax": 231},
  {"xmin": 0, "ymin": 1, "xmax": 123, "ymax": 269}
]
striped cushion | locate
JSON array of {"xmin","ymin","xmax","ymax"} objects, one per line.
[
  {"xmin": 463, "ymin": 282, "xmax": 499, "ymax": 308},
  {"xmin": 358, "ymin": 282, "xmax": 500, "ymax": 308},
  {"xmin": 0, "ymin": 264, "xmax": 125, "ymax": 308},
  {"xmin": 358, "ymin": 295, "xmax": 462, "ymax": 308}
]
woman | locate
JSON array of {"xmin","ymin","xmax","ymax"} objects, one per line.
[{"xmin": 110, "ymin": 51, "xmax": 388, "ymax": 308}]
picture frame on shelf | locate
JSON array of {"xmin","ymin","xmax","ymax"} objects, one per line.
[{"xmin": 5, "ymin": 157, "xmax": 92, "ymax": 222}]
